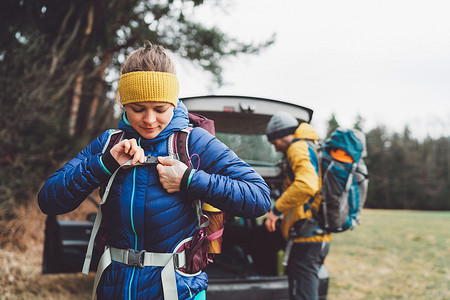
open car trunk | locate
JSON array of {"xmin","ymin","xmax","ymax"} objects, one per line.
[{"xmin": 42, "ymin": 95, "xmax": 328, "ymax": 299}]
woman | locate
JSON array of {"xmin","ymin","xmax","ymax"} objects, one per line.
[{"xmin": 38, "ymin": 42, "xmax": 271, "ymax": 300}]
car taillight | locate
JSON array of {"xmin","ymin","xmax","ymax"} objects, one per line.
[{"xmin": 223, "ymin": 106, "xmax": 235, "ymax": 112}]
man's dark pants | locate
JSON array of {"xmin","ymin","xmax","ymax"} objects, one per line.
[{"xmin": 286, "ymin": 242, "xmax": 330, "ymax": 300}]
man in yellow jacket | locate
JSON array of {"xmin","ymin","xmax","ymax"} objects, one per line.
[{"xmin": 265, "ymin": 111, "xmax": 331, "ymax": 300}]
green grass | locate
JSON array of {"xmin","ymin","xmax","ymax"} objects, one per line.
[{"xmin": 326, "ymin": 209, "xmax": 450, "ymax": 300}]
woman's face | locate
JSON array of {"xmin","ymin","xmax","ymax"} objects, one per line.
[{"xmin": 124, "ymin": 102, "xmax": 174, "ymax": 139}]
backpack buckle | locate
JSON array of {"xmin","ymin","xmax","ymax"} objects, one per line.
[
  {"xmin": 144, "ymin": 155, "xmax": 158, "ymax": 164},
  {"xmin": 173, "ymin": 251, "xmax": 186, "ymax": 269},
  {"xmin": 126, "ymin": 249, "xmax": 145, "ymax": 268}
]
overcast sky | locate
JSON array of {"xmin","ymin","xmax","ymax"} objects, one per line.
[{"xmin": 175, "ymin": 0, "xmax": 450, "ymax": 139}]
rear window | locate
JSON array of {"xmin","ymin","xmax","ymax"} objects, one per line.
[{"xmin": 216, "ymin": 132, "xmax": 282, "ymax": 166}]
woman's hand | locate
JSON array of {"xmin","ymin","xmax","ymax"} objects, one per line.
[
  {"xmin": 156, "ymin": 157, "xmax": 188, "ymax": 193},
  {"xmin": 110, "ymin": 139, "xmax": 145, "ymax": 166}
]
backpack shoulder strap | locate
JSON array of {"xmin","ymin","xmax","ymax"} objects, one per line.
[
  {"xmin": 169, "ymin": 128, "xmax": 214, "ymax": 229},
  {"xmin": 102, "ymin": 129, "xmax": 124, "ymax": 154},
  {"xmin": 168, "ymin": 127, "xmax": 192, "ymax": 167},
  {"xmin": 83, "ymin": 158, "xmax": 134, "ymax": 275},
  {"xmin": 99, "ymin": 129, "xmax": 124, "ymax": 195},
  {"xmin": 83, "ymin": 129, "xmax": 124, "ymax": 274}
]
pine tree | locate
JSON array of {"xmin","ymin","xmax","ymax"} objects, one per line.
[
  {"xmin": 353, "ymin": 114, "xmax": 365, "ymax": 131},
  {"xmin": 0, "ymin": 0, "xmax": 274, "ymax": 216},
  {"xmin": 325, "ymin": 113, "xmax": 340, "ymax": 138}
]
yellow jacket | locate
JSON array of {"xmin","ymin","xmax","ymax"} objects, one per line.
[{"xmin": 275, "ymin": 123, "xmax": 332, "ymax": 243}]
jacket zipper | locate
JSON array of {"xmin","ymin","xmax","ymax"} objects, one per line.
[{"xmin": 128, "ymin": 137, "xmax": 141, "ymax": 300}]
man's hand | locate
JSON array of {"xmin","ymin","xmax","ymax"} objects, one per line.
[
  {"xmin": 110, "ymin": 139, "xmax": 145, "ymax": 166},
  {"xmin": 156, "ymin": 156, "xmax": 188, "ymax": 193},
  {"xmin": 265, "ymin": 210, "xmax": 280, "ymax": 232}
]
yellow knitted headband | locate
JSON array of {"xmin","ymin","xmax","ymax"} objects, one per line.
[{"xmin": 118, "ymin": 71, "xmax": 179, "ymax": 107}]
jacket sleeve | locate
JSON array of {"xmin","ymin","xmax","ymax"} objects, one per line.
[
  {"xmin": 275, "ymin": 141, "xmax": 319, "ymax": 214},
  {"xmin": 38, "ymin": 130, "xmax": 113, "ymax": 215},
  {"xmin": 185, "ymin": 128, "xmax": 271, "ymax": 218}
]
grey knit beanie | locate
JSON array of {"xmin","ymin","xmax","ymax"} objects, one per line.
[{"xmin": 266, "ymin": 111, "xmax": 299, "ymax": 141}]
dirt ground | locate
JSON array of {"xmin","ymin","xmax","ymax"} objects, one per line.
[{"xmin": 0, "ymin": 199, "xmax": 97, "ymax": 300}]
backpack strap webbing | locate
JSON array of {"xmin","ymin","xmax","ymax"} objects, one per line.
[
  {"xmin": 175, "ymin": 130, "xmax": 190, "ymax": 167},
  {"xmin": 94, "ymin": 247, "xmax": 185, "ymax": 300},
  {"xmin": 102, "ymin": 130, "xmax": 124, "ymax": 154},
  {"xmin": 168, "ymin": 128, "xmax": 192, "ymax": 167},
  {"xmin": 99, "ymin": 129, "xmax": 124, "ymax": 196}
]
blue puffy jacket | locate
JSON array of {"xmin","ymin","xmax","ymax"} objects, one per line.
[{"xmin": 38, "ymin": 100, "xmax": 271, "ymax": 300}]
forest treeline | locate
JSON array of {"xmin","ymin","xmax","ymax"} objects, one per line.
[{"xmin": 0, "ymin": 1, "xmax": 448, "ymax": 221}]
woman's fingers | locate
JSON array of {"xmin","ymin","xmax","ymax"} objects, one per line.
[
  {"xmin": 127, "ymin": 139, "xmax": 136, "ymax": 162},
  {"xmin": 156, "ymin": 157, "xmax": 188, "ymax": 193},
  {"xmin": 139, "ymin": 148, "xmax": 145, "ymax": 163},
  {"xmin": 111, "ymin": 139, "xmax": 145, "ymax": 166},
  {"xmin": 112, "ymin": 141, "xmax": 190, "ymax": 193},
  {"xmin": 131, "ymin": 147, "xmax": 145, "ymax": 165},
  {"xmin": 123, "ymin": 139, "xmax": 145, "ymax": 165},
  {"xmin": 157, "ymin": 156, "xmax": 175, "ymax": 166},
  {"xmin": 127, "ymin": 138, "xmax": 137, "ymax": 155},
  {"xmin": 122, "ymin": 139, "xmax": 132, "ymax": 154}
]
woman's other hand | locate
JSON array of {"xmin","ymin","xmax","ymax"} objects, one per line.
[
  {"xmin": 157, "ymin": 157, "xmax": 188, "ymax": 193},
  {"xmin": 110, "ymin": 139, "xmax": 145, "ymax": 166}
]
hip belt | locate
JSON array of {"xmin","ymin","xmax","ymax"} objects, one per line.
[{"xmin": 92, "ymin": 247, "xmax": 186, "ymax": 300}]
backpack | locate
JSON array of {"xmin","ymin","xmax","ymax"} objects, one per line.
[
  {"xmin": 286, "ymin": 128, "xmax": 369, "ymax": 234},
  {"xmin": 168, "ymin": 113, "xmax": 224, "ymax": 258},
  {"xmin": 317, "ymin": 128, "xmax": 369, "ymax": 232},
  {"xmin": 87, "ymin": 112, "xmax": 224, "ymax": 272}
]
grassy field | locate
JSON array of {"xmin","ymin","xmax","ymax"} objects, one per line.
[
  {"xmin": 1, "ymin": 207, "xmax": 449, "ymax": 299},
  {"xmin": 325, "ymin": 209, "xmax": 450, "ymax": 300}
]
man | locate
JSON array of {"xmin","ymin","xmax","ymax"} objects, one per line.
[{"xmin": 265, "ymin": 111, "xmax": 331, "ymax": 300}]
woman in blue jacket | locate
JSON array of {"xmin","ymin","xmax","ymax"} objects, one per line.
[{"xmin": 38, "ymin": 42, "xmax": 271, "ymax": 300}]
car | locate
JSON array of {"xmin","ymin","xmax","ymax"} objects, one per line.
[{"xmin": 42, "ymin": 95, "xmax": 329, "ymax": 300}]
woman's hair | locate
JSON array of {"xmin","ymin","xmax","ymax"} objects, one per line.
[{"xmin": 120, "ymin": 41, "xmax": 176, "ymax": 75}]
